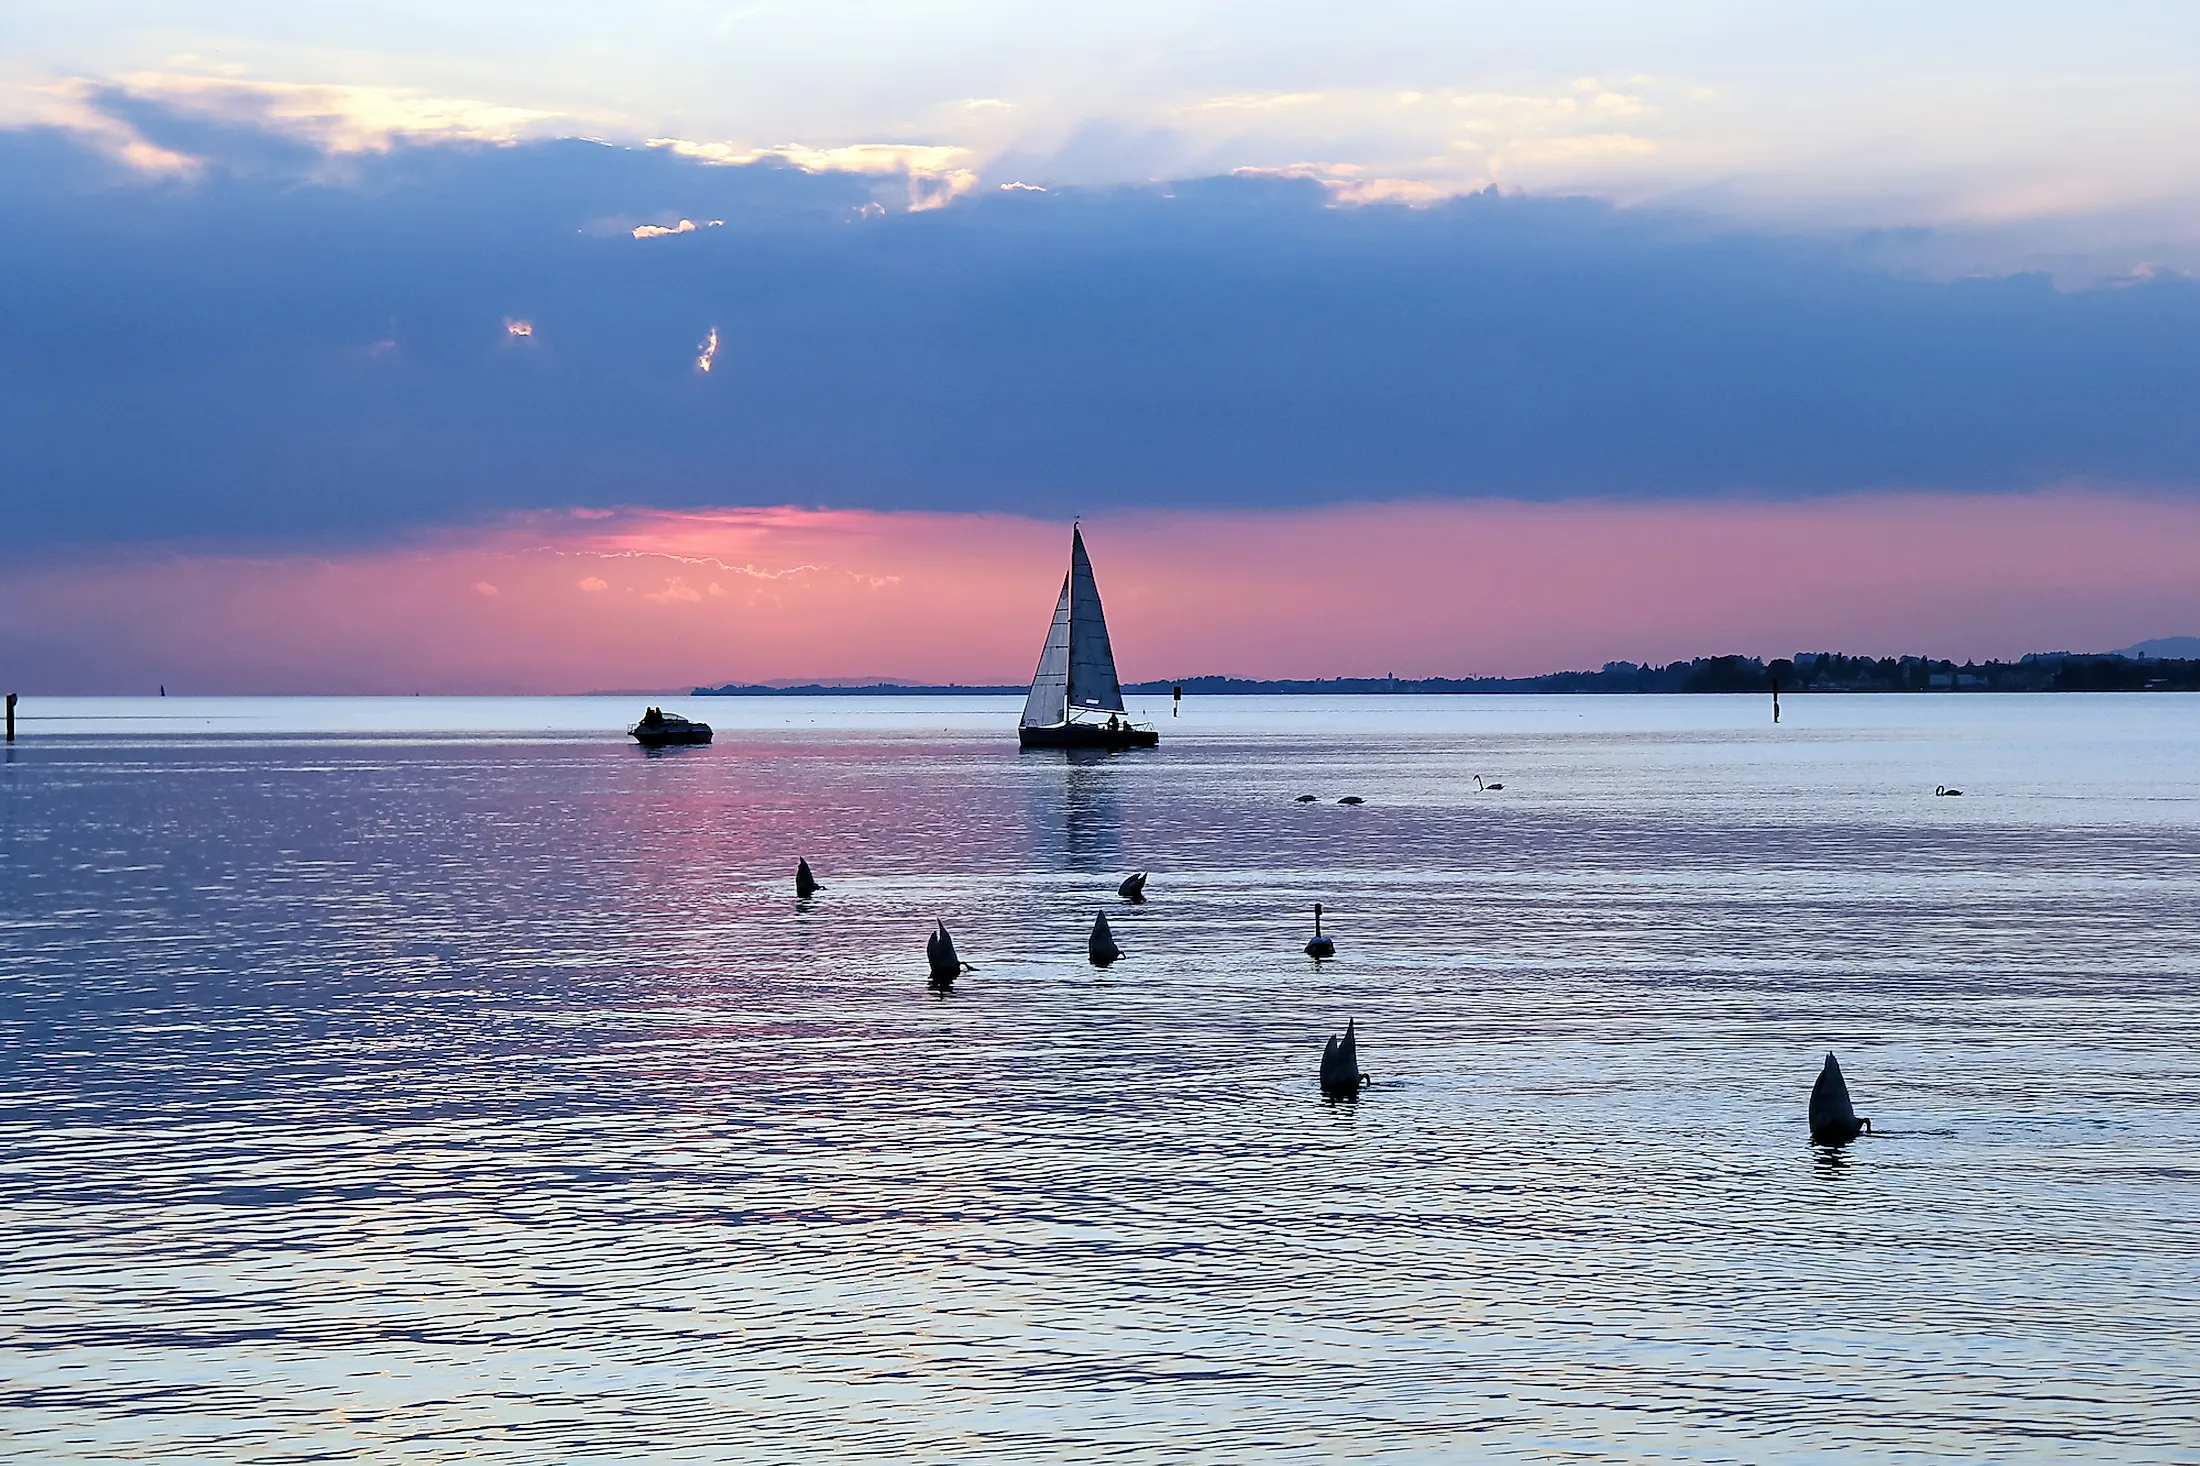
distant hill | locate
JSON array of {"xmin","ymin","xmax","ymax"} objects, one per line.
[
  {"xmin": 695, "ymin": 681, "xmax": 1023, "ymax": 696},
  {"xmin": 2113, "ymin": 636, "xmax": 2200, "ymax": 660}
]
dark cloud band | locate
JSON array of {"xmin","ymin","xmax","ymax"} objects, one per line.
[{"xmin": 3, "ymin": 102, "xmax": 2197, "ymax": 547}]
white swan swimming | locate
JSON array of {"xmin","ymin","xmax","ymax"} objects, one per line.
[{"xmin": 1305, "ymin": 902, "xmax": 1335, "ymax": 959}]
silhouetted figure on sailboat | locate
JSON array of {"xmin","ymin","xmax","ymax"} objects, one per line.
[
  {"xmin": 1809, "ymin": 1052, "xmax": 1872, "ymax": 1146},
  {"xmin": 1088, "ymin": 911, "xmax": 1122, "ymax": 967},
  {"xmin": 1117, "ymin": 871, "xmax": 1147, "ymax": 902},
  {"xmin": 1321, "ymin": 1020, "xmax": 1368, "ymax": 1098},
  {"xmin": 1305, "ymin": 903, "xmax": 1335, "ymax": 959},
  {"xmin": 1017, "ymin": 526, "xmax": 1158, "ymax": 749},
  {"xmin": 796, "ymin": 858, "xmax": 820, "ymax": 899},
  {"xmin": 927, "ymin": 920, "xmax": 973, "ymax": 988}
]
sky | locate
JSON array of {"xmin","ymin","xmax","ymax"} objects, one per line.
[{"xmin": 3, "ymin": 2, "xmax": 2199, "ymax": 691}]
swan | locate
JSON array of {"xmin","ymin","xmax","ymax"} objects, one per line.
[
  {"xmin": 1337, "ymin": 796, "xmax": 1365, "ymax": 805},
  {"xmin": 1089, "ymin": 911, "xmax": 1122, "ymax": 966},
  {"xmin": 1320, "ymin": 1019, "xmax": 1370, "ymax": 1098},
  {"xmin": 1935, "ymin": 785, "xmax": 1963, "ymax": 797},
  {"xmin": 1295, "ymin": 794, "xmax": 1319, "ymax": 803},
  {"xmin": 1305, "ymin": 902, "xmax": 1336, "ymax": 959},
  {"xmin": 1809, "ymin": 1052, "xmax": 1872, "ymax": 1146},
  {"xmin": 1117, "ymin": 871, "xmax": 1148, "ymax": 901},
  {"xmin": 926, "ymin": 919, "xmax": 974, "ymax": 986},
  {"xmin": 1474, "ymin": 775, "xmax": 1505, "ymax": 791},
  {"xmin": 795, "ymin": 858, "xmax": 821, "ymax": 899}
]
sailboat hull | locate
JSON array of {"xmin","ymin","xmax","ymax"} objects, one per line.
[{"xmin": 1018, "ymin": 722, "xmax": 1159, "ymax": 749}]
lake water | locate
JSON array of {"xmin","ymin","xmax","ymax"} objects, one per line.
[{"xmin": 3, "ymin": 694, "xmax": 2197, "ymax": 1463}]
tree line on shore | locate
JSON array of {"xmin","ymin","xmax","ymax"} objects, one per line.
[
  {"xmin": 1138, "ymin": 652, "xmax": 2200, "ymax": 695},
  {"xmin": 694, "ymin": 652, "xmax": 2200, "ymax": 697}
]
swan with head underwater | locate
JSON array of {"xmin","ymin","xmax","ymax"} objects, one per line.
[
  {"xmin": 1088, "ymin": 911, "xmax": 1123, "ymax": 967},
  {"xmin": 795, "ymin": 858, "xmax": 821, "ymax": 899},
  {"xmin": 1320, "ymin": 1019, "xmax": 1370, "ymax": 1099},
  {"xmin": 926, "ymin": 920, "xmax": 975, "ymax": 987},
  {"xmin": 1809, "ymin": 1052, "xmax": 1873, "ymax": 1146},
  {"xmin": 1305, "ymin": 902, "xmax": 1336, "ymax": 959}
]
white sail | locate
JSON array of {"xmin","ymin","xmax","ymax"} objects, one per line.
[
  {"xmin": 1064, "ymin": 527, "xmax": 1126, "ymax": 714},
  {"xmin": 1022, "ymin": 525, "xmax": 1128, "ymax": 727},
  {"xmin": 1020, "ymin": 570, "xmax": 1073, "ymax": 727}
]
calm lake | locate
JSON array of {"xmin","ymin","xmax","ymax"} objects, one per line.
[{"xmin": 3, "ymin": 694, "xmax": 2196, "ymax": 1463}]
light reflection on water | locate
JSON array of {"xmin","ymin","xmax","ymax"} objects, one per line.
[{"xmin": 2, "ymin": 696, "xmax": 2197, "ymax": 1462}]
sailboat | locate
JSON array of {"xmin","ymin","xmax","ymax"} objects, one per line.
[{"xmin": 1018, "ymin": 526, "xmax": 1159, "ymax": 749}]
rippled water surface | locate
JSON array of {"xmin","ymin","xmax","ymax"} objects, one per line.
[{"xmin": 4, "ymin": 694, "xmax": 2198, "ymax": 1463}]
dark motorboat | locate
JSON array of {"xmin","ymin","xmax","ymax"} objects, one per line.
[
  {"xmin": 628, "ymin": 706, "xmax": 713, "ymax": 747},
  {"xmin": 1017, "ymin": 526, "xmax": 1159, "ymax": 750}
]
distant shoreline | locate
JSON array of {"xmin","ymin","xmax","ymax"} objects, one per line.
[{"xmin": 696, "ymin": 651, "xmax": 2200, "ymax": 697}]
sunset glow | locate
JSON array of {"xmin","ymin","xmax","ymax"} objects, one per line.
[
  {"xmin": 9, "ymin": 493, "xmax": 2197, "ymax": 694},
  {"xmin": 6, "ymin": 7, "xmax": 2200, "ymax": 694}
]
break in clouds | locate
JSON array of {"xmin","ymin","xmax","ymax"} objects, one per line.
[{"xmin": 3, "ymin": 92, "xmax": 2199, "ymax": 547}]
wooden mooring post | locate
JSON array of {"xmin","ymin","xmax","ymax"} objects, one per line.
[{"xmin": 5, "ymin": 693, "xmax": 15, "ymax": 742}]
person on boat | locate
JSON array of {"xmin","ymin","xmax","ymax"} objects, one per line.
[
  {"xmin": 1106, "ymin": 713, "xmax": 1120, "ymax": 734},
  {"xmin": 641, "ymin": 707, "xmax": 664, "ymax": 726}
]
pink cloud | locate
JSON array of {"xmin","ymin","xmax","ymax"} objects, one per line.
[
  {"xmin": 6, "ymin": 491, "xmax": 2198, "ymax": 693},
  {"xmin": 642, "ymin": 577, "xmax": 703, "ymax": 605}
]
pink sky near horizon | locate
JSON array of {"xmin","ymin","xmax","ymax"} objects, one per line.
[{"xmin": 5, "ymin": 491, "xmax": 2198, "ymax": 694}]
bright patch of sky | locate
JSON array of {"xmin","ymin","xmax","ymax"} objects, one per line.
[{"xmin": 8, "ymin": 0, "xmax": 2200, "ymax": 268}]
